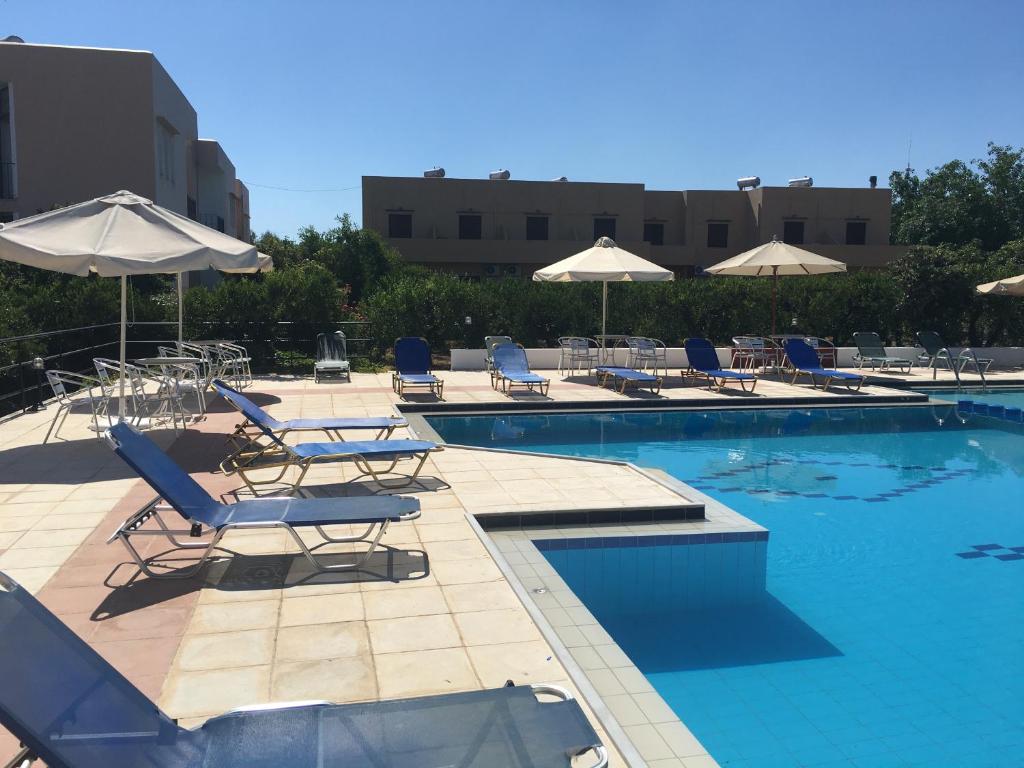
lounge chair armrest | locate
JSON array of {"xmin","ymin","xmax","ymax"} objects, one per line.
[
  {"xmin": 528, "ymin": 685, "xmax": 608, "ymax": 768},
  {"xmin": 3, "ymin": 745, "xmax": 36, "ymax": 768}
]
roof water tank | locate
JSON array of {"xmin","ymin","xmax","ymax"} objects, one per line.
[
  {"xmin": 552, "ymin": 176, "xmax": 568, "ymax": 182},
  {"xmin": 788, "ymin": 176, "xmax": 813, "ymax": 187},
  {"xmin": 2, "ymin": 35, "xmax": 25, "ymax": 43},
  {"xmin": 489, "ymin": 169, "xmax": 511, "ymax": 180},
  {"xmin": 737, "ymin": 176, "xmax": 760, "ymax": 190},
  {"xmin": 423, "ymin": 167, "xmax": 445, "ymax": 178}
]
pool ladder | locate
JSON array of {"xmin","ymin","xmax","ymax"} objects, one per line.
[{"xmin": 929, "ymin": 346, "xmax": 988, "ymax": 392}]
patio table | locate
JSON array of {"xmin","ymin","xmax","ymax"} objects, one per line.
[{"xmin": 595, "ymin": 334, "xmax": 629, "ymax": 365}]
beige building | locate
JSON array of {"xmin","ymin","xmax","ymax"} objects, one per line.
[
  {"xmin": 0, "ymin": 39, "xmax": 249, "ymax": 244},
  {"xmin": 362, "ymin": 175, "xmax": 905, "ymax": 277}
]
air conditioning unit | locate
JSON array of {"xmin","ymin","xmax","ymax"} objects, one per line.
[
  {"xmin": 503, "ymin": 264, "xmax": 520, "ymax": 277},
  {"xmin": 483, "ymin": 264, "xmax": 500, "ymax": 277}
]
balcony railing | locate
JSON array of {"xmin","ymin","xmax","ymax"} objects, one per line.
[{"xmin": 0, "ymin": 161, "xmax": 14, "ymax": 200}]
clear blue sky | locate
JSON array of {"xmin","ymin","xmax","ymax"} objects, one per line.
[{"xmin": 5, "ymin": 0, "xmax": 1023, "ymax": 238}]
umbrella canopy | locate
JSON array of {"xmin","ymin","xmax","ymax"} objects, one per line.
[
  {"xmin": 0, "ymin": 190, "xmax": 262, "ymax": 420},
  {"xmin": 704, "ymin": 238, "xmax": 846, "ymax": 334},
  {"xmin": 533, "ymin": 237, "xmax": 674, "ymax": 336},
  {"xmin": 977, "ymin": 273, "xmax": 1024, "ymax": 296}
]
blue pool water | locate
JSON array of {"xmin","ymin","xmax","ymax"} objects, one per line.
[
  {"xmin": 430, "ymin": 407, "xmax": 1024, "ymax": 767},
  {"xmin": 922, "ymin": 386, "xmax": 1024, "ymax": 410}
]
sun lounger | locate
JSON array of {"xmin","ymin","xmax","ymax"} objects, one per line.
[
  {"xmin": 852, "ymin": 332, "xmax": 913, "ymax": 373},
  {"xmin": 595, "ymin": 366, "xmax": 663, "ymax": 395},
  {"xmin": 916, "ymin": 331, "xmax": 992, "ymax": 381},
  {"xmin": 0, "ymin": 570, "xmax": 608, "ymax": 768},
  {"xmin": 683, "ymin": 337, "xmax": 758, "ymax": 392},
  {"xmin": 212, "ymin": 379, "xmax": 406, "ymax": 463},
  {"xmin": 314, "ymin": 331, "xmax": 351, "ymax": 382},
  {"xmin": 485, "ymin": 335, "xmax": 513, "ymax": 384},
  {"xmin": 392, "ymin": 336, "xmax": 444, "ymax": 399},
  {"xmin": 216, "ymin": 400, "xmax": 442, "ymax": 494},
  {"xmin": 105, "ymin": 422, "xmax": 420, "ymax": 577},
  {"xmin": 492, "ymin": 343, "xmax": 550, "ymax": 396},
  {"xmin": 784, "ymin": 339, "xmax": 865, "ymax": 391}
]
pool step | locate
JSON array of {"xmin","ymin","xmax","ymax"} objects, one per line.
[{"xmin": 956, "ymin": 399, "xmax": 1023, "ymax": 423}]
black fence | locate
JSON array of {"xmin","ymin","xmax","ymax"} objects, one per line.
[{"xmin": 0, "ymin": 320, "xmax": 373, "ymax": 418}]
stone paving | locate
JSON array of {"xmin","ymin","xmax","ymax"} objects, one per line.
[{"xmin": 0, "ymin": 365, "xmax": 1015, "ymax": 766}]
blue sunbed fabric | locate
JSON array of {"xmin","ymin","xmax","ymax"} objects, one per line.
[
  {"xmin": 0, "ymin": 572, "xmax": 604, "ymax": 768},
  {"xmin": 291, "ymin": 439, "xmax": 439, "ymax": 460},
  {"xmin": 595, "ymin": 366, "xmax": 660, "ymax": 382},
  {"xmin": 393, "ymin": 337, "xmax": 444, "ymax": 398},
  {"xmin": 397, "ymin": 373, "xmax": 441, "ymax": 384},
  {"xmin": 491, "ymin": 344, "xmax": 550, "ymax": 395},
  {"xmin": 784, "ymin": 339, "xmax": 864, "ymax": 390},
  {"xmin": 684, "ymin": 338, "xmax": 757, "ymax": 380},
  {"xmin": 213, "ymin": 379, "xmax": 405, "ymax": 434}
]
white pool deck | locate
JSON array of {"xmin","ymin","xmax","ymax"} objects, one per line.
[{"xmin": 0, "ymin": 365, "xmax": 1018, "ymax": 766}]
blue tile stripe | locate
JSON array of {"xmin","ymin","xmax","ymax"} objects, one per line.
[
  {"xmin": 957, "ymin": 399, "xmax": 1024, "ymax": 424},
  {"xmin": 533, "ymin": 530, "xmax": 769, "ymax": 551},
  {"xmin": 956, "ymin": 543, "xmax": 1024, "ymax": 561}
]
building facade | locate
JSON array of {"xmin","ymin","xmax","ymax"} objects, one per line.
[
  {"xmin": 362, "ymin": 175, "xmax": 905, "ymax": 277},
  {"xmin": 0, "ymin": 39, "xmax": 249, "ymax": 244}
]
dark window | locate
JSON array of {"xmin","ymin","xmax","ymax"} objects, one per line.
[
  {"xmin": 643, "ymin": 222, "xmax": 664, "ymax": 246},
  {"xmin": 186, "ymin": 196, "xmax": 197, "ymax": 220},
  {"xmin": 526, "ymin": 215, "xmax": 549, "ymax": 241},
  {"xmin": 0, "ymin": 212, "xmax": 12, "ymax": 223},
  {"xmin": 388, "ymin": 213, "xmax": 412, "ymax": 238},
  {"xmin": 593, "ymin": 217, "xmax": 616, "ymax": 240},
  {"xmin": 459, "ymin": 214, "xmax": 482, "ymax": 240},
  {"xmin": 846, "ymin": 221, "xmax": 867, "ymax": 245},
  {"xmin": 707, "ymin": 222, "xmax": 729, "ymax": 248},
  {"xmin": 783, "ymin": 220, "xmax": 804, "ymax": 244}
]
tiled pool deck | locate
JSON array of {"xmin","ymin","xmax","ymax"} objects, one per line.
[{"xmin": 0, "ymin": 366, "xmax": 1018, "ymax": 766}]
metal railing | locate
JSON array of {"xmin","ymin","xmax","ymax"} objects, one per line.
[
  {"xmin": 0, "ymin": 161, "xmax": 14, "ymax": 199},
  {"xmin": 0, "ymin": 320, "xmax": 374, "ymax": 418}
]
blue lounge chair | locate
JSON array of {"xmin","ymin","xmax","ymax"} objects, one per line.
[
  {"xmin": 393, "ymin": 336, "xmax": 444, "ymax": 399},
  {"xmin": 784, "ymin": 339, "xmax": 865, "ymax": 392},
  {"xmin": 105, "ymin": 422, "xmax": 421, "ymax": 577},
  {"xmin": 0, "ymin": 571, "xmax": 608, "ymax": 768},
  {"xmin": 492, "ymin": 343, "xmax": 550, "ymax": 396},
  {"xmin": 216, "ymin": 402, "xmax": 441, "ymax": 494},
  {"xmin": 212, "ymin": 379, "xmax": 407, "ymax": 462},
  {"xmin": 595, "ymin": 366, "xmax": 663, "ymax": 395},
  {"xmin": 683, "ymin": 337, "xmax": 758, "ymax": 393},
  {"xmin": 485, "ymin": 335, "xmax": 513, "ymax": 385}
]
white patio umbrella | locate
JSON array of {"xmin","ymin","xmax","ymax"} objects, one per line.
[
  {"xmin": 704, "ymin": 237, "xmax": 846, "ymax": 335},
  {"xmin": 0, "ymin": 190, "xmax": 260, "ymax": 419},
  {"xmin": 174, "ymin": 251, "xmax": 273, "ymax": 343},
  {"xmin": 976, "ymin": 273, "xmax": 1024, "ymax": 296},
  {"xmin": 532, "ymin": 237, "xmax": 674, "ymax": 337}
]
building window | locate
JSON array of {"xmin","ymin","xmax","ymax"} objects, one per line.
[
  {"xmin": 593, "ymin": 217, "xmax": 616, "ymax": 240},
  {"xmin": 157, "ymin": 121, "xmax": 176, "ymax": 184},
  {"xmin": 459, "ymin": 214, "xmax": 482, "ymax": 240},
  {"xmin": 526, "ymin": 215, "xmax": 549, "ymax": 241},
  {"xmin": 388, "ymin": 213, "xmax": 412, "ymax": 238},
  {"xmin": 707, "ymin": 222, "xmax": 729, "ymax": 248},
  {"xmin": 783, "ymin": 220, "xmax": 804, "ymax": 245},
  {"xmin": 846, "ymin": 221, "xmax": 867, "ymax": 245},
  {"xmin": 186, "ymin": 197, "xmax": 197, "ymax": 221},
  {"xmin": 643, "ymin": 222, "xmax": 664, "ymax": 246},
  {"xmin": 0, "ymin": 212, "xmax": 13, "ymax": 223}
]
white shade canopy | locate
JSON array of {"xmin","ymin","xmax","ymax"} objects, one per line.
[
  {"xmin": 0, "ymin": 190, "xmax": 260, "ymax": 276},
  {"xmin": 704, "ymin": 238, "xmax": 847, "ymax": 276},
  {"xmin": 533, "ymin": 237, "xmax": 673, "ymax": 339},
  {"xmin": 533, "ymin": 237, "xmax": 674, "ymax": 283},
  {"xmin": 977, "ymin": 273, "xmax": 1024, "ymax": 296},
  {"xmin": 223, "ymin": 251, "xmax": 274, "ymax": 273}
]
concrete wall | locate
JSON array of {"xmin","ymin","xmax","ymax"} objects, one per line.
[{"xmin": 151, "ymin": 56, "xmax": 198, "ymax": 215}]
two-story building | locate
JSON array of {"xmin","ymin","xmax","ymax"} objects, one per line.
[{"xmin": 362, "ymin": 175, "xmax": 905, "ymax": 277}]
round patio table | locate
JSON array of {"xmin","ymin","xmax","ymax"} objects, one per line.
[{"xmin": 595, "ymin": 334, "xmax": 629, "ymax": 365}]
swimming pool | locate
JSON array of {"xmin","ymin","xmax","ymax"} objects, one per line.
[
  {"xmin": 430, "ymin": 407, "xmax": 1024, "ymax": 767},
  {"xmin": 921, "ymin": 386, "xmax": 1024, "ymax": 410}
]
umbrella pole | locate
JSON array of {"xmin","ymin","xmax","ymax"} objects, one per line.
[
  {"xmin": 771, "ymin": 267, "xmax": 778, "ymax": 337},
  {"xmin": 602, "ymin": 281, "xmax": 608, "ymax": 338},
  {"xmin": 177, "ymin": 272, "xmax": 184, "ymax": 345},
  {"xmin": 118, "ymin": 275, "xmax": 127, "ymax": 422}
]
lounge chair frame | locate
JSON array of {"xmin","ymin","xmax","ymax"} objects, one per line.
[
  {"xmin": 392, "ymin": 337, "xmax": 445, "ymax": 399},
  {"xmin": 42, "ymin": 370, "xmax": 111, "ymax": 444},
  {"xmin": 684, "ymin": 338, "xmax": 758, "ymax": 393},
  {"xmin": 595, "ymin": 367, "xmax": 663, "ymax": 395},
  {"xmin": 784, "ymin": 339, "xmax": 864, "ymax": 392},
  {"xmin": 491, "ymin": 343, "xmax": 550, "ymax": 397},
  {"xmin": 852, "ymin": 332, "xmax": 913, "ymax": 373},
  {"xmin": 314, "ymin": 331, "xmax": 351, "ymax": 383}
]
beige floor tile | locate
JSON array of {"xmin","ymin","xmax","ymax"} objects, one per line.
[
  {"xmin": 375, "ymin": 647, "xmax": 479, "ymax": 699},
  {"xmin": 0, "ymin": 545, "xmax": 78, "ymax": 568},
  {"xmin": 175, "ymin": 629, "xmax": 276, "ymax": 672},
  {"xmin": 11, "ymin": 527, "xmax": 93, "ymax": 549},
  {"xmin": 465, "ymin": 640, "xmax": 564, "ymax": 687},
  {"xmin": 161, "ymin": 665, "xmax": 272, "ymax": 719},
  {"xmin": 454, "ymin": 609, "xmax": 541, "ymax": 646},
  {"xmin": 1, "ymin": 565, "xmax": 59, "ymax": 593},
  {"xmin": 363, "ymin": 585, "xmax": 448, "ymax": 620},
  {"xmin": 367, "ymin": 613, "xmax": 461, "ymax": 654},
  {"xmin": 189, "ymin": 600, "xmax": 280, "ymax": 634},
  {"xmin": 275, "ymin": 622, "xmax": 369, "ymax": 662},
  {"xmin": 270, "ymin": 657, "xmax": 377, "ymax": 702},
  {"xmin": 430, "ymin": 557, "xmax": 503, "ymax": 585},
  {"xmin": 442, "ymin": 581, "xmax": 521, "ymax": 613},
  {"xmin": 279, "ymin": 591, "xmax": 364, "ymax": 626},
  {"xmin": 422, "ymin": 538, "xmax": 488, "ymax": 561}
]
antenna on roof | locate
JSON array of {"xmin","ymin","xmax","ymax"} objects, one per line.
[{"xmin": 906, "ymin": 135, "xmax": 913, "ymax": 176}]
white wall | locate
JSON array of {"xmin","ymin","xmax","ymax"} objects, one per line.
[{"xmin": 450, "ymin": 346, "xmax": 1024, "ymax": 371}]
